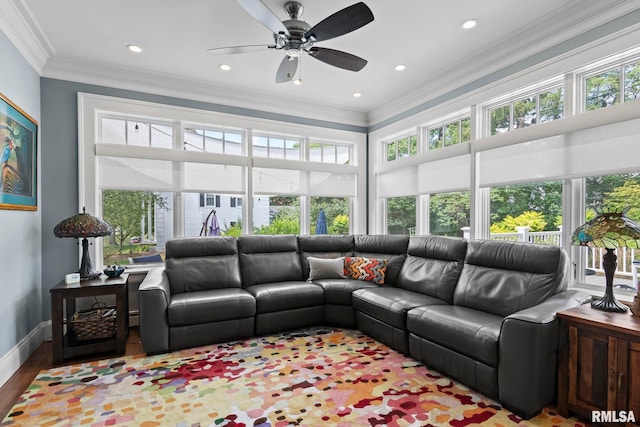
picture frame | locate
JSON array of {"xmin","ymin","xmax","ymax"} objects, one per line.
[{"xmin": 0, "ymin": 91, "xmax": 38, "ymax": 211}]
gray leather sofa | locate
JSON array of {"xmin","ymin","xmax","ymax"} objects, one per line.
[{"xmin": 138, "ymin": 233, "xmax": 591, "ymax": 419}]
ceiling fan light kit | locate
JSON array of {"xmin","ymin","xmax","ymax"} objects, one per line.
[{"xmin": 208, "ymin": 0, "xmax": 374, "ymax": 83}]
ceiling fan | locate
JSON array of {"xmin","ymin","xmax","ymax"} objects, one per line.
[{"xmin": 208, "ymin": 0, "xmax": 374, "ymax": 83}]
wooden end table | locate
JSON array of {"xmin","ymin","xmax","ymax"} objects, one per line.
[
  {"xmin": 50, "ymin": 273, "xmax": 129, "ymax": 365},
  {"xmin": 557, "ymin": 304, "xmax": 640, "ymax": 425}
]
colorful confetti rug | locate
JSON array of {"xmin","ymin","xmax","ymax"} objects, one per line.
[{"xmin": 2, "ymin": 328, "xmax": 588, "ymax": 427}]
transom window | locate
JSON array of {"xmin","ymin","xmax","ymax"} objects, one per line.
[
  {"xmin": 384, "ymin": 134, "xmax": 417, "ymax": 162},
  {"xmin": 184, "ymin": 127, "xmax": 243, "ymax": 155},
  {"xmin": 100, "ymin": 117, "xmax": 173, "ymax": 148},
  {"xmin": 582, "ymin": 59, "xmax": 640, "ymax": 111},
  {"xmin": 253, "ymin": 135, "xmax": 301, "ymax": 160},
  {"xmin": 487, "ymin": 86, "xmax": 563, "ymax": 135},
  {"xmin": 309, "ymin": 142, "xmax": 351, "ymax": 164},
  {"xmin": 426, "ymin": 117, "xmax": 471, "ymax": 151}
]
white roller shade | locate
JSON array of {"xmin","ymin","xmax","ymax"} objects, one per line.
[
  {"xmin": 253, "ymin": 167, "xmax": 356, "ymax": 197},
  {"xmin": 418, "ymin": 154, "xmax": 471, "ymax": 194},
  {"xmin": 377, "ymin": 166, "xmax": 418, "ymax": 198},
  {"xmin": 183, "ymin": 163, "xmax": 245, "ymax": 194},
  {"xmin": 478, "ymin": 117, "xmax": 640, "ymax": 187},
  {"xmin": 253, "ymin": 167, "xmax": 306, "ymax": 195},
  {"xmin": 98, "ymin": 156, "xmax": 174, "ymax": 191},
  {"xmin": 308, "ymin": 171, "xmax": 356, "ymax": 197}
]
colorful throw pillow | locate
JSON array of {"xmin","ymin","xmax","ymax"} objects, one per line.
[
  {"xmin": 344, "ymin": 256, "xmax": 387, "ymax": 285},
  {"xmin": 307, "ymin": 256, "xmax": 347, "ymax": 281}
]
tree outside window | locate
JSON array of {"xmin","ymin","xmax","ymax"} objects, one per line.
[
  {"xmin": 102, "ymin": 190, "xmax": 169, "ymax": 264},
  {"xmin": 429, "ymin": 192, "xmax": 470, "ymax": 237},
  {"xmin": 387, "ymin": 196, "xmax": 416, "ymax": 235}
]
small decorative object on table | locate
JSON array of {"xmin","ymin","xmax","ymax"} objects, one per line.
[
  {"xmin": 70, "ymin": 301, "xmax": 117, "ymax": 341},
  {"xmin": 103, "ymin": 265, "xmax": 124, "ymax": 278},
  {"xmin": 571, "ymin": 208, "xmax": 640, "ymax": 313},
  {"xmin": 631, "ymin": 294, "xmax": 640, "ymax": 317}
]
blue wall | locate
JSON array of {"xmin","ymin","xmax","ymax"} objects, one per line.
[{"xmin": 0, "ymin": 30, "xmax": 41, "ymax": 358}]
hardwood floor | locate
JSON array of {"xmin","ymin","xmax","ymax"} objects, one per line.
[{"xmin": 0, "ymin": 328, "xmax": 144, "ymax": 420}]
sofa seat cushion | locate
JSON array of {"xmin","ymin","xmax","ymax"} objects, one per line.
[
  {"xmin": 353, "ymin": 287, "xmax": 446, "ymax": 329},
  {"xmin": 313, "ymin": 278, "xmax": 378, "ymax": 305},
  {"xmin": 246, "ymin": 281, "xmax": 324, "ymax": 313},
  {"xmin": 407, "ymin": 305, "xmax": 503, "ymax": 367},
  {"xmin": 168, "ymin": 288, "xmax": 255, "ymax": 327}
]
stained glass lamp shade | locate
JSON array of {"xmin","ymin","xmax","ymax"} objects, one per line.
[
  {"xmin": 54, "ymin": 207, "xmax": 113, "ymax": 280},
  {"xmin": 572, "ymin": 209, "xmax": 640, "ymax": 312}
]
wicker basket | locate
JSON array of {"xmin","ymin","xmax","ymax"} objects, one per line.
[{"xmin": 70, "ymin": 302, "xmax": 117, "ymax": 341}]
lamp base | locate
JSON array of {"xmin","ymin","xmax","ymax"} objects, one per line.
[
  {"xmin": 591, "ymin": 248, "xmax": 629, "ymax": 313},
  {"xmin": 591, "ymin": 292, "xmax": 628, "ymax": 312},
  {"xmin": 79, "ymin": 237, "xmax": 102, "ymax": 281}
]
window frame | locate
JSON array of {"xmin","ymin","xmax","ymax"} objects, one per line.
[{"xmin": 80, "ymin": 93, "xmax": 366, "ymax": 268}]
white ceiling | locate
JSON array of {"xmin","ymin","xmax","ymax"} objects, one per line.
[{"xmin": 5, "ymin": 0, "xmax": 640, "ymax": 124}]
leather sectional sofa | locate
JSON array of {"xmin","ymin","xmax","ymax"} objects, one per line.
[{"xmin": 138, "ymin": 234, "xmax": 591, "ymax": 419}]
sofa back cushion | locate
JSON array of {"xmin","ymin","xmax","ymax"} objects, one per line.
[
  {"xmin": 397, "ymin": 235, "xmax": 467, "ymax": 303},
  {"xmin": 297, "ymin": 235, "xmax": 354, "ymax": 278},
  {"xmin": 165, "ymin": 236, "xmax": 241, "ymax": 294},
  {"xmin": 238, "ymin": 235, "xmax": 303, "ymax": 287},
  {"xmin": 453, "ymin": 239, "xmax": 568, "ymax": 317},
  {"xmin": 354, "ymin": 235, "xmax": 409, "ymax": 286}
]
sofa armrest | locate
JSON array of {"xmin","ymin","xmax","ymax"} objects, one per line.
[
  {"xmin": 139, "ymin": 267, "xmax": 172, "ymax": 355},
  {"xmin": 498, "ymin": 290, "xmax": 591, "ymax": 418}
]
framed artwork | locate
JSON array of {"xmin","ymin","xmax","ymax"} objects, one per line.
[{"xmin": 0, "ymin": 91, "xmax": 38, "ymax": 211}]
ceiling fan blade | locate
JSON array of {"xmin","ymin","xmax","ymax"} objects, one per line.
[
  {"xmin": 276, "ymin": 55, "xmax": 298, "ymax": 83},
  {"xmin": 305, "ymin": 2, "xmax": 374, "ymax": 42},
  {"xmin": 236, "ymin": 0, "xmax": 290, "ymax": 36},
  {"xmin": 207, "ymin": 44, "xmax": 274, "ymax": 55},
  {"xmin": 309, "ymin": 47, "xmax": 367, "ymax": 71}
]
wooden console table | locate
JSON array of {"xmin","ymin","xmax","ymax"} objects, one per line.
[
  {"xmin": 50, "ymin": 274, "xmax": 129, "ymax": 365},
  {"xmin": 557, "ymin": 304, "xmax": 640, "ymax": 425}
]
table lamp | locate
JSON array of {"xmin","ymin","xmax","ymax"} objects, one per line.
[
  {"xmin": 572, "ymin": 208, "xmax": 640, "ymax": 313},
  {"xmin": 54, "ymin": 207, "xmax": 113, "ymax": 280}
]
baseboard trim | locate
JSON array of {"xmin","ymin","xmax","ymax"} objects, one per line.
[{"xmin": 0, "ymin": 322, "xmax": 47, "ymax": 389}]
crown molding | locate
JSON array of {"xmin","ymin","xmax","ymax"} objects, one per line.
[
  {"xmin": 0, "ymin": 0, "xmax": 52, "ymax": 73},
  {"xmin": 367, "ymin": 1, "xmax": 640, "ymax": 127},
  {"xmin": 42, "ymin": 56, "xmax": 368, "ymax": 129}
]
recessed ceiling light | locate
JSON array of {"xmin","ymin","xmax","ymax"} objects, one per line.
[
  {"xmin": 293, "ymin": 78, "xmax": 303, "ymax": 85},
  {"xmin": 219, "ymin": 64, "xmax": 232, "ymax": 71},
  {"xmin": 394, "ymin": 64, "xmax": 406, "ymax": 71},
  {"xmin": 352, "ymin": 92, "xmax": 362, "ymax": 98},
  {"xmin": 461, "ymin": 19, "xmax": 477, "ymax": 30},
  {"xmin": 127, "ymin": 44, "xmax": 142, "ymax": 53}
]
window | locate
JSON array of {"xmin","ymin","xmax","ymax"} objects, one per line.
[
  {"xmin": 426, "ymin": 117, "xmax": 470, "ymax": 151},
  {"xmin": 203, "ymin": 193, "xmax": 221, "ymax": 208},
  {"xmin": 384, "ymin": 134, "xmax": 417, "ymax": 161},
  {"xmin": 184, "ymin": 127, "xmax": 243, "ymax": 155},
  {"xmin": 100, "ymin": 118, "xmax": 173, "ymax": 148},
  {"xmin": 488, "ymin": 86, "xmax": 563, "ymax": 135},
  {"xmin": 102, "ymin": 190, "xmax": 171, "ymax": 265},
  {"xmin": 311, "ymin": 197, "xmax": 349, "ymax": 234},
  {"xmin": 309, "ymin": 142, "xmax": 351, "ymax": 164},
  {"xmin": 83, "ymin": 95, "xmax": 364, "ymax": 266},
  {"xmin": 582, "ymin": 173, "xmax": 640, "ymax": 289},
  {"xmin": 489, "ymin": 181, "xmax": 562, "ymax": 245},
  {"xmin": 583, "ymin": 60, "xmax": 640, "ymax": 111},
  {"xmin": 387, "ymin": 196, "xmax": 416, "ymax": 235},
  {"xmin": 253, "ymin": 135, "xmax": 301, "ymax": 160},
  {"xmin": 253, "ymin": 196, "xmax": 300, "ymax": 235},
  {"xmin": 429, "ymin": 192, "xmax": 470, "ymax": 237},
  {"xmin": 188, "ymin": 193, "xmax": 242, "ymax": 237}
]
